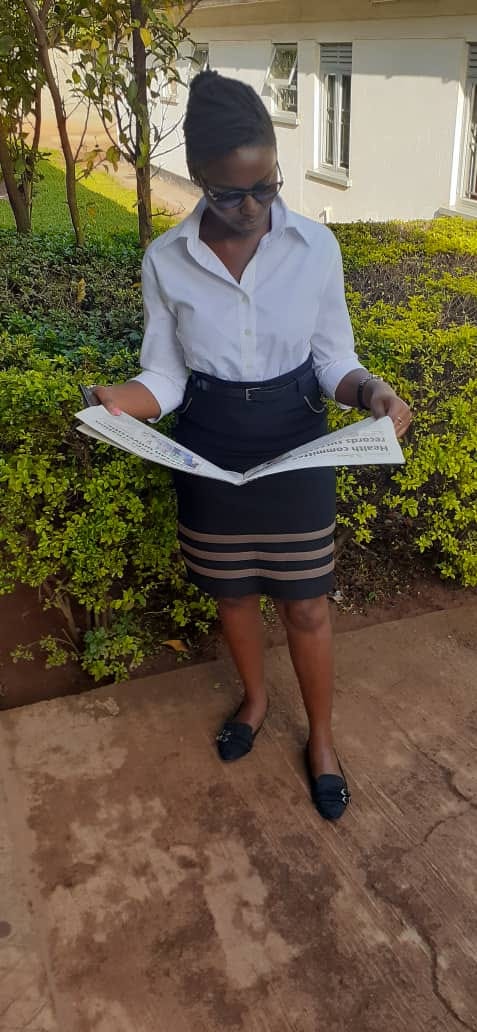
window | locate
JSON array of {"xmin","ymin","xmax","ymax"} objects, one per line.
[
  {"xmin": 266, "ymin": 43, "xmax": 297, "ymax": 117},
  {"xmin": 462, "ymin": 44, "xmax": 477, "ymax": 201},
  {"xmin": 319, "ymin": 43, "xmax": 352, "ymax": 175},
  {"xmin": 161, "ymin": 62, "xmax": 178, "ymax": 104},
  {"xmin": 188, "ymin": 44, "xmax": 209, "ymax": 83}
]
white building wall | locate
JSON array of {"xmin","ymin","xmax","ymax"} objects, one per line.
[
  {"xmin": 153, "ymin": 15, "xmax": 477, "ymax": 222},
  {"xmin": 303, "ymin": 36, "xmax": 465, "ymax": 222}
]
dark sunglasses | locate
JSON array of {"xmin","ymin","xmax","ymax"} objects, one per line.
[{"xmin": 202, "ymin": 164, "xmax": 284, "ymax": 210}]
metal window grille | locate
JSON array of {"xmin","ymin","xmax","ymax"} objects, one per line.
[{"xmin": 266, "ymin": 44, "xmax": 298, "ymax": 115}]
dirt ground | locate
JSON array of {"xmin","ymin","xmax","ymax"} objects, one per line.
[
  {"xmin": 1, "ymin": 606, "xmax": 476, "ymax": 1030},
  {"xmin": 0, "ymin": 575, "xmax": 473, "ymax": 710}
]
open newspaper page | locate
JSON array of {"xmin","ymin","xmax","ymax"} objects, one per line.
[
  {"xmin": 244, "ymin": 416, "xmax": 404, "ymax": 480},
  {"xmin": 76, "ymin": 407, "xmax": 404, "ymax": 484},
  {"xmin": 76, "ymin": 407, "xmax": 243, "ymax": 484}
]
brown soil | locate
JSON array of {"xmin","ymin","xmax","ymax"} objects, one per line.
[{"xmin": 1, "ymin": 572, "xmax": 473, "ymax": 711}]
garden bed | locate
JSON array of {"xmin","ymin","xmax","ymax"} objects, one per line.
[{"xmin": 0, "ymin": 571, "xmax": 473, "ymax": 711}]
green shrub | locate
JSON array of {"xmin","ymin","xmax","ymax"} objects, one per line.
[
  {"xmin": 329, "ymin": 217, "xmax": 477, "ymax": 587},
  {"xmin": 0, "ymin": 331, "xmax": 216, "ymax": 681},
  {"xmin": 0, "ymin": 229, "xmax": 145, "ymax": 359},
  {"xmin": 1, "ymin": 215, "xmax": 476, "ymax": 684}
]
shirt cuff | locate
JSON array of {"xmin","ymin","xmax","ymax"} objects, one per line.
[
  {"xmin": 132, "ymin": 371, "xmax": 186, "ymax": 420},
  {"xmin": 317, "ymin": 357, "xmax": 365, "ymax": 399}
]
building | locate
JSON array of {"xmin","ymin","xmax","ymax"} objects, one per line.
[{"xmin": 153, "ymin": 0, "xmax": 477, "ymax": 223}]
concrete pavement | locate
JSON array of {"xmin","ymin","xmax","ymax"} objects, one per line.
[{"xmin": 0, "ymin": 607, "xmax": 476, "ymax": 1031}]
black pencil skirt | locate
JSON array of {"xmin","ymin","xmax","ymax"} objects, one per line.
[{"xmin": 172, "ymin": 355, "xmax": 336, "ymax": 600}]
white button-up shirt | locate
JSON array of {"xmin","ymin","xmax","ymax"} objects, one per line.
[{"xmin": 134, "ymin": 195, "xmax": 364, "ymax": 417}]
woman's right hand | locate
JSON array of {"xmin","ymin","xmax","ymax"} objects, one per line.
[
  {"xmin": 93, "ymin": 385, "xmax": 123, "ymax": 416},
  {"xmin": 92, "ymin": 381, "xmax": 161, "ymax": 420}
]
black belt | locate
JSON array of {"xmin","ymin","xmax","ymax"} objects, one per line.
[{"xmin": 189, "ymin": 369, "xmax": 313, "ymax": 403}]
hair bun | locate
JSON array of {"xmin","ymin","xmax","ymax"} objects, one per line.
[
  {"xmin": 189, "ymin": 69, "xmax": 219, "ymax": 95},
  {"xmin": 184, "ymin": 70, "xmax": 276, "ymax": 172}
]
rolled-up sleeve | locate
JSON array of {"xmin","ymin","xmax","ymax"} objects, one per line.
[
  {"xmin": 311, "ymin": 230, "xmax": 365, "ymax": 399},
  {"xmin": 132, "ymin": 249, "xmax": 188, "ymax": 418}
]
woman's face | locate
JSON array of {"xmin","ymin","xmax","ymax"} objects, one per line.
[{"xmin": 198, "ymin": 145, "xmax": 281, "ymax": 236}]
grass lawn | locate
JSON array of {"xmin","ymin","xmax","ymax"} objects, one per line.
[{"xmin": 0, "ymin": 156, "xmax": 171, "ymax": 239}]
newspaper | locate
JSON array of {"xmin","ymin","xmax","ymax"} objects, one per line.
[{"xmin": 75, "ymin": 406, "xmax": 404, "ymax": 485}]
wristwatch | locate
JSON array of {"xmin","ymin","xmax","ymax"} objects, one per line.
[{"xmin": 357, "ymin": 374, "xmax": 382, "ymax": 411}]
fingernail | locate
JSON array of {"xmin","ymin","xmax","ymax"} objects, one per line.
[{"xmin": 112, "ymin": 407, "xmax": 122, "ymax": 416}]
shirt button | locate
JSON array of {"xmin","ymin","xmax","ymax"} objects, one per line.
[{"xmin": 244, "ymin": 329, "xmax": 252, "ymax": 337}]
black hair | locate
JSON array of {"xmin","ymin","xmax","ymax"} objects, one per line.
[{"xmin": 184, "ymin": 70, "xmax": 277, "ymax": 179}]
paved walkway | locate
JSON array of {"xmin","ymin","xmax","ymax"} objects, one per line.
[{"xmin": 0, "ymin": 607, "xmax": 476, "ymax": 1031}]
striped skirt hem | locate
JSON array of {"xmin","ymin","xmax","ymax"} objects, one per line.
[{"xmin": 178, "ymin": 521, "xmax": 335, "ymax": 599}]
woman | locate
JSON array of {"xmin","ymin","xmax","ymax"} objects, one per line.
[{"xmin": 94, "ymin": 71, "xmax": 412, "ymax": 821}]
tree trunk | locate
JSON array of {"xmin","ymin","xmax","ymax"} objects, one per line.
[
  {"xmin": 136, "ymin": 162, "xmax": 152, "ymax": 249},
  {"xmin": 38, "ymin": 44, "xmax": 83, "ymax": 246},
  {"xmin": 131, "ymin": 0, "xmax": 153, "ymax": 248},
  {"xmin": 20, "ymin": 76, "xmax": 42, "ymax": 218},
  {"xmin": 27, "ymin": 76, "xmax": 43, "ymax": 217},
  {"xmin": 0, "ymin": 116, "xmax": 31, "ymax": 234},
  {"xmin": 23, "ymin": 0, "xmax": 84, "ymax": 246}
]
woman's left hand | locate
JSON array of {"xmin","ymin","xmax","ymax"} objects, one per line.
[{"xmin": 365, "ymin": 381, "xmax": 413, "ymax": 439}]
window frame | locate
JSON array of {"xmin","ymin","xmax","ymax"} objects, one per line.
[
  {"xmin": 160, "ymin": 62, "xmax": 179, "ymax": 106},
  {"xmin": 316, "ymin": 43, "xmax": 352, "ymax": 186},
  {"xmin": 460, "ymin": 44, "xmax": 477, "ymax": 203},
  {"xmin": 266, "ymin": 42, "xmax": 298, "ymax": 123},
  {"xmin": 188, "ymin": 43, "xmax": 209, "ymax": 84}
]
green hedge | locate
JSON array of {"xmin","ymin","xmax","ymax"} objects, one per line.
[
  {"xmin": 0, "ymin": 217, "xmax": 476, "ymax": 681},
  {"xmin": 0, "ymin": 331, "xmax": 215, "ymax": 681},
  {"xmin": 334, "ymin": 217, "xmax": 476, "ymax": 587}
]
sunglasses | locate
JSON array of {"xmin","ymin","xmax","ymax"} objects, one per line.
[{"xmin": 202, "ymin": 164, "xmax": 284, "ymax": 210}]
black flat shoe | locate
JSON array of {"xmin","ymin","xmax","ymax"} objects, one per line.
[
  {"xmin": 216, "ymin": 711, "xmax": 266, "ymax": 762},
  {"xmin": 305, "ymin": 745, "xmax": 351, "ymax": 821}
]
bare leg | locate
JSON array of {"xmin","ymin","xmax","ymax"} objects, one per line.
[
  {"xmin": 218, "ymin": 595, "xmax": 269, "ymax": 730},
  {"xmin": 276, "ymin": 596, "xmax": 341, "ymax": 777}
]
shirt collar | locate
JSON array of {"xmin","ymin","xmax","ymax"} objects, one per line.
[{"xmin": 174, "ymin": 194, "xmax": 313, "ymax": 249}]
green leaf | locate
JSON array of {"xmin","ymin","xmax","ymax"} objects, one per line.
[
  {"xmin": 105, "ymin": 144, "xmax": 120, "ymax": 171},
  {"xmin": 0, "ymin": 34, "xmax": 14, "ymax": 56},
  {"xmin": 126, "ymin": 80, "xmax": 138, "ymax": 106}
]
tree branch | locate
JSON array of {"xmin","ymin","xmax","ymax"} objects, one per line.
[
  {"xmin": 22, "ymin": 0, "xmax": 44, "ymax": 38},
  {"xmin": 175, "ymin": 0, "xmax": 203, "ymax": 31},
  {"xmin": 73, "ymin": 97, "xmax": 91, "ymax": 163}
]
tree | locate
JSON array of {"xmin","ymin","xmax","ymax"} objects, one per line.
[
  {"xmin": 0, "ymin": 4, "xmax": 43, "ymax": 233},
  {"xmin": 22, "ymin": 0, "xmax": 84, "ymax": 245},
  {"xmin": 65, "ymin": 0, "xmax": 200, "ymax": 248}
]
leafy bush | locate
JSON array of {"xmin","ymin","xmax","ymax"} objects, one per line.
[
  {"xmin": 0, "ymin": 331, "xmax": 216, "ymax": 681},
  {"xmin": 329, "ymin": 217, "xmax": 477, "ymax": 587},
  {"xmin": 0, "ymin": 215, "xmax": 476, "ymax": 683},
  {"xmin": 0, "ymin": 227, "xmax": 145, "ymax": 359}
]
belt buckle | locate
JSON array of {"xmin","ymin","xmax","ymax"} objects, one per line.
[{"xmin": 245, "ymin": 387, "xmax": 260, "ymax": 402}]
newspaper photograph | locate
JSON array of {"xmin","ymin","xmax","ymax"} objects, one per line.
[{"xmin": 75, "ymin": 407, "xmax": 405, "ymax": 485}]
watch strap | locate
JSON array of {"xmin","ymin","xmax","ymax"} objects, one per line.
[{"xmin": 357, "ymin": 374, "xmax": 381, "ymax": 410}]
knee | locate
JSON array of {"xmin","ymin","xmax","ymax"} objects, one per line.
[{"xmin": 281, "ymin": 597, "xmax": 329, "ymax": 634}]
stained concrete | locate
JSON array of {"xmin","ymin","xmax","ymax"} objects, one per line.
[
  {"xmin": 0, "ymin": 781, "xmax": 57, "ymax": 1030},
  {"xmin": 0, "ymin": 607, "xmax": 476, "ymax": 1031}
]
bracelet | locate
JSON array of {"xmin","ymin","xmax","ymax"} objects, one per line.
[{"xmin": 357, "ymin": 374, "xmax": 382, "ymax": 410}]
